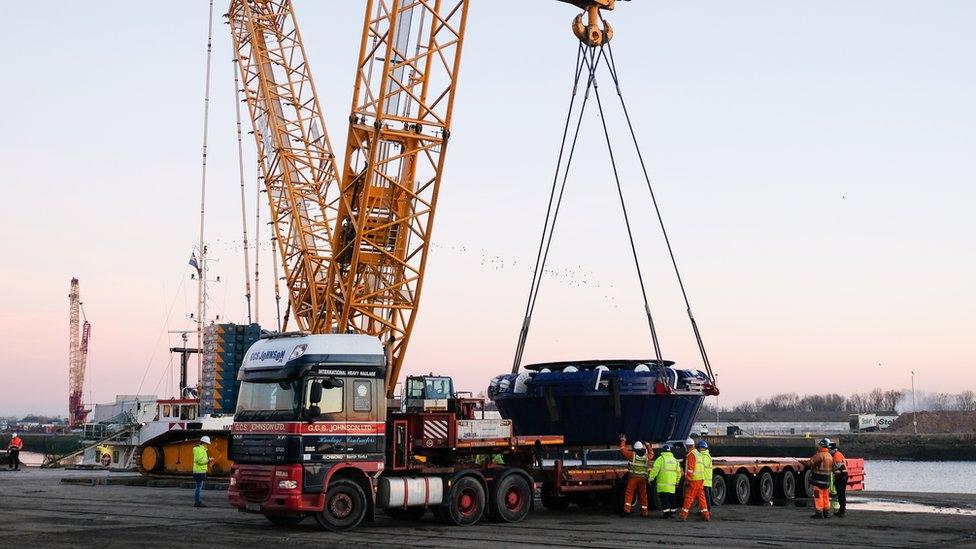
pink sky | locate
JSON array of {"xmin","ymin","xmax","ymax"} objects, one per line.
[{"xmin": 1, "ymin": 1, "xmax": 974, "ymax": 416}]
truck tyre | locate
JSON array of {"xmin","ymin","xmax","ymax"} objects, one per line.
[
  {"xmin": 540, "ymin": 482, "xmax": 571, "ymax": 511},
  {"xmin": 732, "ymin": 472, "xmax": 751, "ymax": 504},
  {"xmin": 384, "ymin": 507, "xmax": 428, "ymax": 521},
  {"xmin": 265, "ymin": 514, "xmax": 304, "ymax": 527},
  {"xmin": 315, "ymin": 479, "xmax": 367, "ymax": 531},
  {"xmin": 440, "ymin": 476, "xmax": 485, "ymax": 526},
  {"xmin": 776, "ymin": 470, "xmax": 796, "ymax": 499},
  {"xmin": 801, "ymin": 469, "xmax": 814, "ymax": 499},
  {"xmin": 710, "ymin": 474, "xmax": 727, "ymax": 506},
  {"xmin": 752, "ymin": 471, "xmax": 774, "ymax": 504},
  {"xmin": 492, "ymin": 474, "xmax": 532, "ymax": 523}
]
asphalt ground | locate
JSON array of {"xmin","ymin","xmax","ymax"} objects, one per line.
[{"xmin": 1, "ymin": 469, "xmax": 974, "ymax": 548}]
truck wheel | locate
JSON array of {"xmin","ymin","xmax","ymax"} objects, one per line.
[
  {"xmin": 315, "ymin": 479, "xmax": 367, "ymax": 531},
  {"xmin": 732, "ymin": 473, "xmax": 751, "ymax": 504},
  {"xmin": 801, "ymin": 469, "xmax": 814, "ymax": 499},
  {"xmin": 440, "ymin": 476, "xmax": 485, "ymax": 526},
  {"xmin": 265, "ymin": 514, "xmax": 304, "ymax": 527},
  {"xmin": 710, "ymin": 475, "xmax": 727, "ymax": 506},
  {"xmin": 492, "ymin": 474, "xmax": 531, "ymax": 523},
  {"xmin": 540, "ymin": 482, "xmax": 571, "ymax": 511},
  {"xmin": 752, "ymin": 471, "xmax": 774, "ymax": 504},
  {"xmin": 776, "ymin": 470, "xmax": 796, "ymax": 499},
  {"xmin": 384, "ymin": 507, "xmax": 428, "ymax": 521}
]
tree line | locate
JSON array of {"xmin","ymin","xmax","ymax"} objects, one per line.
[{"xmin": 704, "ymin": 388, "xmax": 976, "ymax": 414}]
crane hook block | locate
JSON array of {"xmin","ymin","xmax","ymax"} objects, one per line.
[{"xmin": 569, "ymin": 1, "xmax": 615, "ymax": 47}]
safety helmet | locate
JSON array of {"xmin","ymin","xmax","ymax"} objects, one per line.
[
  {"xmin": 696, "ymin": 440, "xmax": 709, "ymax": 450},
  {"xmin": 11, "ymin": 433, "xmax": 17, "ymax": 438},
  {"xmin": 660, "ymin": 444, "xmax": 672, "ymax": 453},
  {"xmin": 818, "ymin": 437, "xmax": 831, "ymax": 448},
  {"xmin": 633, "ymin": 441, "xmax": 645, "ymax": 451},
  {"xmin": 200, "ymin": 436, "xmax": 212, "ymax": 445}
]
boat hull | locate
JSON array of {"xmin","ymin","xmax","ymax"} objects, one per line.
[{"xmin": 489, "ymin": 360, "xmax": 708, "ymax": 446}]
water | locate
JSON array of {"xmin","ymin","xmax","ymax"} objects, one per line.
[{"xmin": 865, "ymin": 460, "xmax": 976, "ymax": 494}]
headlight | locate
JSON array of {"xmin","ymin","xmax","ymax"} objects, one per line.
[{"xmin": 278, "ymin": 480, "xmax": 299, "ymax": 490}]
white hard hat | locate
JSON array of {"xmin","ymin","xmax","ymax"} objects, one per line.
[
  {"xmin": 11, "ymin": 433, "xmax": 17, "ymax": 437},
  {"xmin": 200, "ymin": 436, "xmax": 212, "ymax": 445},
  {"xmin": 633, "ymin": 441, "xmax": 645, "ymax": 451}
]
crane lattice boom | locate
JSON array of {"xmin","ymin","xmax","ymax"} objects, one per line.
[
  {"xmin": 68, "ymin": 278, "xmax": 91, "ymax": 427},
  {"xmin": 229, "ymin": 0, "xmax": 470, "ymax": 396}
]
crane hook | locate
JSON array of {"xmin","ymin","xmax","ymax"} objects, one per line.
[{"xmin": 568, "ymin": 0, "xmax": 615, "ymax": 47}]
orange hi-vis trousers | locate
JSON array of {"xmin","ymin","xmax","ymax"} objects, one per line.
[
  {"xmin": 679, "ymin": 480, "xmax": 710, "ymax": 520},
  {"xmin": 814, "ymin": 486, "xmax": 830, "ymax": 511},
  {"xmin": 623, "ymin": 476, "xmax": 649, "ymax": 517}
]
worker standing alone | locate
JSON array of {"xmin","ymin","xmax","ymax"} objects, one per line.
[
  {"xmin": 809, "ymin": 438, "xmax": 833, "ymax": 519},
  {"xmin": 7, "ymin": 433, "xmax": 23, "ymax": 471},
  {"xmin": 678, "ymin": 439, "xmax": 710, "ymax": 521},
  {"xmin": 649, "ymin": 443, "xmax": 681, "ymax": 518},
  {"xmin": 192, "ymin": 436, "xmax": 214, "ymax": 508},
  {"xmin": 829, "ymin": 442, "xmax": 848, "ymax": 517},
  {"xmin": 618, "ymin": 434, "xmax": 650, "ymax": 517}
]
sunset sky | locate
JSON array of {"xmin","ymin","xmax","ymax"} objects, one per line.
[{"xmin": 1, "ymin": 1, "xmax": 973, "ymax": 416}]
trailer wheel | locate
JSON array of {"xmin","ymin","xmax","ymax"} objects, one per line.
[
  {"xmin": 801, "ymin": 469, "xmax": 815, "ymax": 499},
  {"xmin": 540, "ymin": 482, "xmax": 571, "ymax": 511},
  {"xmin": 710, "ymin": 474, "xmax": 727, "ymax": 506},
  {"xmin": 265, "ymin": 514, "xmax": 304, "ymax": 527},
  {"xmin": 492, "ymin": 474, "xmax": 532, "ymax": 523},
  {"xmin": 752, "ymin": 471, "xmax": 774, "ymax": 504},
  {"xmin": 776, "ymin": 470, "xmax": 796, "ymax": 500},
  {"xmin": 440, "ymin": 476, "xmax": 485, "ymax": 526},
  {"xmin": 384, "ymin": 506, "xmax": 428, "ymax": 521},
  {"xmin": 315, "ymin": 479, "xmax": 367, "ymax": 531},
  {"xmin": 732, "ymin": 473, "xmax": 751, "ymax": 504}
]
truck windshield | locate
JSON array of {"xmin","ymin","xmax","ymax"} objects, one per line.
[{"xmin": 236, "ymin": 380, "xmax": 301, "ymax": 421}]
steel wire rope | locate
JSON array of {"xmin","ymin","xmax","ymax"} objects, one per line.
[
  {"xmin": 589, "ymin": 48, "xmax": 664, "ymax": 363},
  {"xmin": 603, "ymin": 41, "xmax": 715, "ymax": 382},
  {"xmin": 511, "ymin": 44, "xmax": 598, "ymax": 373},
  {"xmin": 233, "ymin": 57, "xmax": 253, "ymax": 324}
]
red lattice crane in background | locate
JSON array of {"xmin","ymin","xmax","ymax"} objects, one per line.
[{"xmin": 68, "ymin": 278, "xmax": 91, "ymax": 428}]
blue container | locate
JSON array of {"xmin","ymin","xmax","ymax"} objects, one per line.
[{"xmin": 490, "ymin": 359, "xmax": 708, "ymax": 447}]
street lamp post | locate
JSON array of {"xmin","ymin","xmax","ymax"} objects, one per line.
[{"xmin": 911, "ymin": 370, "xmax": 918, "ymax": 435}]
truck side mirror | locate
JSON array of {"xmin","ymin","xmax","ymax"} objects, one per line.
[{"xmin": 310, "ymin": 380, "xmax": 323, "ymax": 404}]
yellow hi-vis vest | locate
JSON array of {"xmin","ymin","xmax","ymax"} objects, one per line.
[
  {"xmin": 192, "ymin": 445, "xmax": 209, "ymax": 474},
  {"xmin": 688, "ymin": 448, "xmax": 706, "ymax": 481},
  {"xmin": 628, "ymin": 452, "xmax": 649, "ymax": 478},
  {"xmin": 700, "ymin": 449, "xmax": 714, "ymax": 487},
  {"xmin": 650, "ymin": 452, "xmax": 680, "ymax": 493}
]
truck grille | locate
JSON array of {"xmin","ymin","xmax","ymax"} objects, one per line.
[{"xmin": 238, "ymin": 468, "xmax": 273, "ymax": 503}]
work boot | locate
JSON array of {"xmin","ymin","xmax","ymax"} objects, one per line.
[
  {"xmin": 810, "ymin": 511, "xmax": 823, "ymax": 519},
  {"xmin": 194, "ymin": 502, "xmax": 207, "ymax": 508},
  {"xmin": 834, "ymin": 511, "xmax": 846, "ymax": 518},
  {"xmin": 701, "ymin": 512, "xmax": 711, "ymax": 522},
  {"xmin": 822, "ymin": 510, "xmax": 830, "ymax": 519}
]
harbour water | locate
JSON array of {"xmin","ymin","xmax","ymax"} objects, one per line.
[{"xmin": 864, "ymin": 460, "xmax": 976, "ymax": 494}]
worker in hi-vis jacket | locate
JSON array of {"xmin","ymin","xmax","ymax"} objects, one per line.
[{"xmin": 618, "ymin": 434, "xmax": 650, "ymax": 517}]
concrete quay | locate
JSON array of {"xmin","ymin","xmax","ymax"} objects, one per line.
[{"xmin": 0, "ymin": 469, "xmax": 974, "ymax": 548}]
